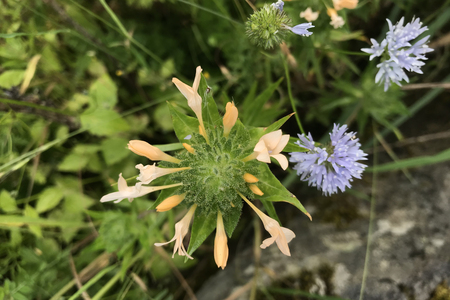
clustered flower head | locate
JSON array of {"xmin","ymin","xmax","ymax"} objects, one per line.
[
  {"xmin": 289, "ymin": 124, "xmax": 367, "ymax": 196},
  {"xmin": 361, "ymin": 17, "xmax": 434, "ymax": 91},
  {"xmin": 100, "ymin": 66, "xmax": 311, "ymax": 269},
  {"xmin": 246, "ymin": 0, "xmax": 314, "ymax": 49}
]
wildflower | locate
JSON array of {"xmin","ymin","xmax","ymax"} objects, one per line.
[
  {"xmin": 240, "ymin": 193, "xmax": 295, "ymax": 256},
  {"xmin": 333, "ymin": 0, "xmax": 358, "ymax": 10},
  {"xmin": 101, "ymin": 66, "xmax": 310, "ymax": 267},
  {"xmin": 327, "ymin": 8, "xmax": 345, "ymax": 29},
  {"xmin": 172, "ymin": 66, "xmax": 208, "ymax": 140},
  {"xmin": 100, "ymin": 173, "xmax": 182, "ymax": 203},
  {"xmin": 223, "ymin": 102, "xmax": 238, "ymax": 137},
  {"xmin": 361, "ymin": 17, "xmax": 433, "ymax": 91},
  {"xmin": 156, "ymin": 193, "xmax": 186, "ymax": 212},
  {"xmin": 128, "ymin": 140, "xmax": 180, "ymax": 163},
  {"xmin": 245, "ymin": 0, "xmax": 313, "ymax": 49},
  {"xmin": 155, "ymin": 204, "xmax": 197, "ymax": 259},
  {"xmin": 300, "ymin": 8, "xmax": 319, "ymax": 22},
  {"xmin": 135, "ymin": 163, "xmax": 189, "ymax": 184},
  {"xmin": 214, "ymin": 212, "xmax": 229, "ymax": 269},
  {"xmin": 289, "ymin": 124, "xmax": 367, "ymax": 196},
  {"xmin": 245, "ymin": 129, "xmax": 290, "ymax": 170}
]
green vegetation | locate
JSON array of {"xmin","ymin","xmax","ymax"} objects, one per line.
[{"xmin": 1, "ymin": 0, "xmax": 449, "ymax": 299}]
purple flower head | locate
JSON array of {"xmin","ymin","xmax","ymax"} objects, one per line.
[
  {"xmin": 271, "ymin": 0, "xmax": 284, "ymax": 11},
  {"xmin": 288, "ymin": 23, "xmax": 314, "ymax": 36},
  {"xmin": 361, "ymin": 17, "xmax": 433, "ymax": 91},
  {"xmin": 289, "ymin": 124, "xmax": 368, "ymax": 196}
]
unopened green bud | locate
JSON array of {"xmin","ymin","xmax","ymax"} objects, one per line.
[{"xmin": 245, "ymin": 4, "xmax": 292, "ymax": 49}]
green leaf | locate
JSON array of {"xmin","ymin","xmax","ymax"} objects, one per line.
[
  {"xmin": 264, "ymin": 113, "xmax": 294, "ymax": 134},
  {"xmin": 242, "ymin": 78, "xmax": 283, "ymax": 126},
  {"xmin": 24, "ymin": 205, "xmax": 42, "ymax": 238},
  {"xmin": 0, "ymin": 190, "xmax": 17, "ymax": 213},
  {"xmin": 101, "ymin": 137, "xmax": 130, "ymax": 166},
  {"xmin": 222, "ymin": 205, "xmax": 241, "ymax": 238},
  {"xmin": 58, "ymin": 144, "xmax": 100, "ymax": 171},
  {"xmin": 41, "ymin": 45, "xmax": 62, "ymax": 72},
  {"xmin": 0, "ymin": 215, "xmax": 86, "ymax": 228},
  {"xmin": 65, "ymin": 192, "xmax": 95, "ymax": 213},
  {"xmin": 36, "ymin": 186, "xmax": 64, "ymax": 213},
  {"xmin": 9, "ymin": 227, "xmax": 22, "ymax": 247},
  {"xmin": 167, "ymin": 101, "xmax": 199, "ymax": 141},
  {"xmin": 257, "ymin": 164, "xmax": 311, "ymax": 220},
  {"xmin": 187, "ymin": 210, "xmax": 216, "ymax": 258},
  {"xmin": 0, "ymin": 70, "xmax": 25, "ymax": 88},
  {"xmin": 329, "ymin": 30, "xmax": 365, "ymax": 42},
  {"xmin": 0, "ymin": 29, "xmax": 70, "ymax": 38},
  {"xmin": 199, "ymin": 74, "xmax": 221, "ymax": 127},
  {"xmin": 89, "ymin": 74, "xmax": 118, "ymax": 109},
  {"xmin": 368, "ymin": 147, "xmax": 450, "ymax": 172},
  {"xmin": 80, "ymin": 109, "xmax": 130, "ymax": 136},
  {"xmin": 283, "ymin": 138, "xmax": 308, "ymax": 153},
  {"xmin": 153, "ymin": 103, "xmax": 174, "ymax": 131}
]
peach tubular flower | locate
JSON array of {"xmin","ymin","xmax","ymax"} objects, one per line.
[
  {"xmin": 214, "ymin": 211, "xmax": 229, "ymax": 269},
  {"xmin": 240, "ymin": 194, "xmax": 295, "ymax": 256},
  {"xmin": 223, "ymin": 102, "xmax": 238, "ymax": 137},
  {"xmin": 172, "ymin": 66, "xmax": 207, "ymax": 139},
  {"xmin": 333, "ymin": 0, "xmax": 358, "ymax": 10},
  {"xmin": 253, "ymin": 130, "xmax": 290, "ymax": 170},
  {"xmin": 135, "ymin": 163, "xmax": 189, "ymax": 184},
  {"xmin": 300, "ymin": 7, "xmax": 319, "ymax": 22},
  {"xmin": 156, "ymin": 193, "xmax": 186, "ymax": 212},
  {"xmin": 154, "ymin": 204, "xmax": 197, "ymax": 259},
  {"xmin": 327, "ymin": 8, "xmax": 345, "ymax": 29},
  {"xmin": 100, "ymin": 173, "xmax": 182, "ymax": 203},
  {"xmin": 128, "ymin": 140, "xmax": 180, "ymax": 164}
]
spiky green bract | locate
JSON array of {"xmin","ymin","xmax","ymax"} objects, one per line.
[
  {"xmin": 160, "ymin": 125, "xmax": 258, "ymax": 217},
  {"xmin": 246, "ymin": 4, "xmax": 292, "ymax": 49}
]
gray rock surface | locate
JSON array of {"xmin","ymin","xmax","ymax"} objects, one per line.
[{"xmin": 196, "ymin": 163, "xmax": 450, "ymax": 300}]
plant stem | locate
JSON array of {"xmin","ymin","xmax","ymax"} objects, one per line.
[{"xmin": 282, "ymin": 56, "xmax": 305, "ymax": 134}]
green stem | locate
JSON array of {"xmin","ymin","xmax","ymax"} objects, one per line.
[
  {"xmin": 282, "ymin": 56, "xmax": 305, "ymax": 134},
  {"xmin": 91, "ymin": 248, "xmax": 146, "ymax": 300},
  {"xmin": 98, "ymin": 0, "xmax": 164, "ymax": 65},
  {"xmin": 0, "ymin": 98, "xmax": 73, "ymax": 115}
]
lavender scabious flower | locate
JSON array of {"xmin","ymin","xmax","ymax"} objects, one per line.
[
  {"xmin": 289, "ymin": 124, "xmax": 367, "ymax": 196},
  {"xmin": 361, "ymin": 17, "xmax": 433, "ymax": 91}
]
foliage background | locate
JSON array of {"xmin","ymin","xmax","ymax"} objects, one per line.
[{"xmin": 0, "ymin": 0, "xmax": 449, "ymax": 299}]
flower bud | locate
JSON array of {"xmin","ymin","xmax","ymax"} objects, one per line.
[
  {"xmin": 183, "ymin": 143, "xmax": 195, "ymax": 154},
  {"xmin": 128, "ymin": 140, "xmax": 180, "ymax": 164},
  {"xmin": 248, "ymin": 184, "xmax": 264, "ymax": 196},
  {"xmin": 156, "ymin": 193, "xmax": 186, "ymax": 212},
  {"xmin": 243, "ymin": 173, "xmax": 259, "ymax": 183},
  {"xmin": 214, "ymin": 212, "xmax": 229, "ymax": 269},
  {"xmin": 223, "ymin": 102, "xmax": 238, "ymax": 137}
]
